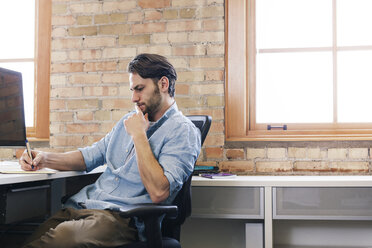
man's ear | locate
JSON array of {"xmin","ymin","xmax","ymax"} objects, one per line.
[{"xmin": 158, "ymin": 76, "xmax": 169, "ymax": 93}]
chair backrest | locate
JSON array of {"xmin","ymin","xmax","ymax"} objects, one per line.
[{"xmin": 161, "ymin": 115, "xmax": 212, "ymax": 241}]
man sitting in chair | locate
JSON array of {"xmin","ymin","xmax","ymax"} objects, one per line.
[{"xmin": 20, "ymin": 53, "xmax": 201, "ymax": 248}]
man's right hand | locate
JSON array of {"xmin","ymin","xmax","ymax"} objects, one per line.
[
  {"xmin": 124, "ymin": 105, "xmax": 149, "ymax": 138},
  {"xmin": 19, "ymin": 149, "xmax": 45, "ymax": 171}
]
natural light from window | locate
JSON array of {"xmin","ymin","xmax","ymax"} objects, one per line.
[
  {"xmin": 256, "ymin": 0, "xmax": 332, "ymax": 49},
  {"xmin": 0, "ymin": 0, "xmax": 35, "ymax": 127},
  {"xmin": 256, "ymin": 52, "xmax": 333, "ymax": 123},
  {"xmin": 255, "ymin": 0, "xmax": 372, "ymax": 124}
]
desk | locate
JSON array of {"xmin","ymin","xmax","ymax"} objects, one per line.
[
  {"xmin": 0, "ymin": 166, "xmax": 105, "ymax": 185},
  {"xmin": 181, "ymin": 176, "xmax": 372, "ymax": 248},
  {"xmin": 0, "ymin": 166, "xmax": 105, "ymax": 224}
]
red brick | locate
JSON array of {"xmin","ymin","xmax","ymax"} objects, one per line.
[
  {"xmin": 205, "ymin": 70, "xmax": 224, "ymax": 81},
  {"xmin": 138, "ymin": 0, "xmax": 171, "ymax": 8},
  {"xmin": 196, "ymin": 161, "xmax": 218, "ymax": 167},
  {"xmin": 203, "ymin": 134, "xmax": 224, "ymax": 147},
  {"xmin": 330, "ymin": 162, "xmax": 369, "ymax": 173},
  {"xmin": 294, "ymin": 162, "xmax": 330, "ymax": 172},
  {"xmin": 145, "ymin": 10, "xmax": 163, "ymax": 20},
  {"xmin": 50, "ymin": 135, "xmax": 85, "ymax": 147},
  {"xmin": 102, "ymin": 99, "xmax": 133, "ymax": 109},
  {"xmin": 132, "ymin": 23, "xmax": 166, "ymax": 34},
  {"xmin": 76, "ymin": 111, "xmax": 94, "ymax": 121},
  {"xmin": 51, "ymin": 63, "xmax": 84, "ymax": 73},
  {"xmin": 226, "ymin": 149, "xmax": 244, "ymax": 160},
  {"xmin": 50, "ymin": 100, "xmax": 66, "ymax": 110},
  {"xmin": 84, "ymin": 62, "xmax": 117, "ymax": 72},
  {"xmin": 175, "ymin": 84, "xmax": 189, "ymax": 95},
  {"xmin": 219, "ymin": 161, "xmax": 254, "ymax": 173},
  {"xmin": 256, "ymin": 161, "xmax": 293, "ymax": 173},
  {"xmin": 167, "ymin": 20, "xmax": 201, "ymax": 32},
  {"xmin": 172, "ymin": 45, "xmax": 205, "ymax": 56},
  {"xmin": 66, "ymin": 124, "xmax": 99, "ymax": 133},
  {"xmin": 205, "ymin": 147, "xmax": 223, "ymax": 159}
]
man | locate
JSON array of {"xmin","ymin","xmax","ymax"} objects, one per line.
[{"xmin": 20, "ymin": 53, "xmax": 201, "ymax": 248}]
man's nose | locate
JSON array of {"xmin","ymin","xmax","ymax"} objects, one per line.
[{"xmin": 131, "ymin": 92, "xmax": 139, "ymax": 102}]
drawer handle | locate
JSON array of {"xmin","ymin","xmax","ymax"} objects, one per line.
[{"xmin": 10, "ymin": 185, "xmax": 50, "ymax": 193}]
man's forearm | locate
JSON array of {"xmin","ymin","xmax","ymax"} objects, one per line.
[
  {"xmin": 43, "ymin": 150, "xmax": 86, "ymax": 171},
  {"xmin": 133, "ymin": 132, "xmax": 170, "ymax": 203}
]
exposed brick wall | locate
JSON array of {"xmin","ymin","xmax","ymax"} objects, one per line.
[
  {"xmin": 46, "ymin": 0, "xmax": 224, "ymax": 156},
  {"xmin": 2, "ymin": 0, "xmax": 372, "ymax": 175},
  {"xmin": 49, "ymin": 0, "xmax": 225, "ymax": 154},
  {"xmin": 218, "ymin": 147, "xmax": 372, "ymax": 175}
]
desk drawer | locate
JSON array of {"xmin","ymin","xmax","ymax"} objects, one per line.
[
  {"xmin": 0, "ymin": 181, "xmax": 50, "ymax": 224},
  {"xmin": 274, "ymin": 187, "xmax": 372, "ymax": 220},
  {"xmin": 192, "ymin": 186, "xmax": 264, "ymax": 219}
]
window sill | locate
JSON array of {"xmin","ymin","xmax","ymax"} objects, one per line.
[
  {"xmin": 226, "ymin": 134, "xmax": 372, "ymax": 142},
  {"xmin": 225, "ymin": 137, "xmax": 372, "ymax": 149},
  {"xmin": 27, "ymin": 138, "xmax": 50, "ymax": 147}
]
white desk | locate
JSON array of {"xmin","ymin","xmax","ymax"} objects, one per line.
[
  {"xmin": 0, "ymin": 166, "xmax": 105, "ymax": 224},
  {"xmin": 192, "ymin": 175, "xmax": 372, "ymax": 187},
  {"xmin": 0, "ymin": 166, "xmax": 106, "ymax": 185},
  {"xmin": 182, "ymin": 176, "xmax": 372, "ymax": 248}
]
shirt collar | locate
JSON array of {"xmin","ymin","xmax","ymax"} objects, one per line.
[
  {"xmin": 146, "ymin": 101, "xmax": 178, "ymax": 138},
  {"xmin": 161, "ymin": 101, "xmax": 178, "ymax": 119}
]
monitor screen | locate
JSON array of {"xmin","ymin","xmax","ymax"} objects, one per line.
[{"xmin": 0, "ymin": 67, "xmax": 26, "ymax": 146}]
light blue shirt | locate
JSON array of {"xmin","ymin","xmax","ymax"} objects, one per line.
[{"xmin": 64, "ymin": 103, "xmax": 201, "ymax": 239}]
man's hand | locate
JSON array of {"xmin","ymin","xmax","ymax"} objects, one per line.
[
  {"xmin": 19, "ymin": 149, "xmax": 45, "ymax": 171},
  {"xmin": 124, "ymin": 105, "xmax": 150, "ymax": 138}
]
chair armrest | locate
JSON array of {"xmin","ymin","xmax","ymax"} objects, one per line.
[{"xmin": 115, "ymin": 203, "xmax": 178, "ymax": 219}]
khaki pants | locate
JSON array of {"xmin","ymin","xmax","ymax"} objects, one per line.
[{"xmin": 22, "ymin": 208, "xmax": 138, "ymax": 248}]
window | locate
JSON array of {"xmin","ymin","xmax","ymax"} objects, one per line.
[
  {"xmin": 0, "ymin": 0, "xmax": 51, "ymax": 139},
  {"xmin": 225, "ymin": 0, "xmax": 372, "ymax": 141}
]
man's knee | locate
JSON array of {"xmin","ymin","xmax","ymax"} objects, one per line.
[{"xmin": 39, "ymin": 222, "xmax": 80, "ymax": 248}]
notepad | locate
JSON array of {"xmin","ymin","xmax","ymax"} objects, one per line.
[
  {"xmin": 0, "ymin": 161, "xmax": 56, "ymax": 174},
  {"xmin": 200, "ymin": 173, "xmax": 237, "ymax": 179}
]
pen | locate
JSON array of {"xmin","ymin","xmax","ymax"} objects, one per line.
[{"xmin": 25, "ymin": 139, "xmax": 34, "ymax": 169}]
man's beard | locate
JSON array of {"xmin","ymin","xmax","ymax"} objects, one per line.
[{"xmin": 140, "ymin": 85, "xmax": 162, "ymax": 121}]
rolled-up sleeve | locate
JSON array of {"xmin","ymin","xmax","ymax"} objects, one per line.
[{"xmin": 158, "ymin": 122, "xmax": 201, "ymax": 197}]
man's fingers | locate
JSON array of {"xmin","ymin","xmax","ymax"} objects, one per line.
[
  {"xmin": 22, "ymin": 149, "xmax": 32, "ymax": 164},
  {"xmin": 135, "ymin": 105, "xmax": 141, "ymax": 114},
  {"xmin": 19, "ymin": 150, "xmax": 43, "ymax": 171},
  {"xmin": 20, "ymin": 150, "xmax": 34, "ymax": 171},
  {"xmin": 33, "ymin": 153, "xmax": 42, "ymax": 168}
]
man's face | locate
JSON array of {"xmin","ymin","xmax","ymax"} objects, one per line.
[{"xmin": 129, "ymin": 73, "xmax": 162, "ymax": 120}]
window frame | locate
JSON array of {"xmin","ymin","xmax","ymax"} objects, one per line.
[
  {"xmin": 225, "ymin": 0, "xmax": 372, "ymax": 141},
  {"xmin": 28, "ymin": 0, "xmax": 51, "ymax": 140}
]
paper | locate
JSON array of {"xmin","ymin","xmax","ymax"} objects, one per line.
[{"xmin": 0, "ymin": 161, "xmax": 56, "ymax": 174}]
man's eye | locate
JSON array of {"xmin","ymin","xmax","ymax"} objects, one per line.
[{"xmin": 137, "ymin": 87, "xmax": 144, "ymax": 91}]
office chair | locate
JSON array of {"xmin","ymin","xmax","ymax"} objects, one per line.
[{"xmin": 117, "ymin": 115, "xmax": 212, "ymax": 248}]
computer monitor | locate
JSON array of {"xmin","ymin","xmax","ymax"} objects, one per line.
[{"xmin": 0, "ymin": 67, "xmax": 26, "ymax": 147}]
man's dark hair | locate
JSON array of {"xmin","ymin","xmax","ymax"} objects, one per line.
[{"xmin": 127, "ymin": 53, "xmax": 177, "ymax": 97}]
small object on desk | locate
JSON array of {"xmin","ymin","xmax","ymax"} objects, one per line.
[
  {"xmin": 193, "ymin": 165, "xmax": 219, "ymax": 176},
  {"xmin": 0, "ymin": 161, "xmax": 56, "ymax": 174},
  {"xmin": 200, "ymin": 173, "xmax": 237, "ymax": 179}
]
